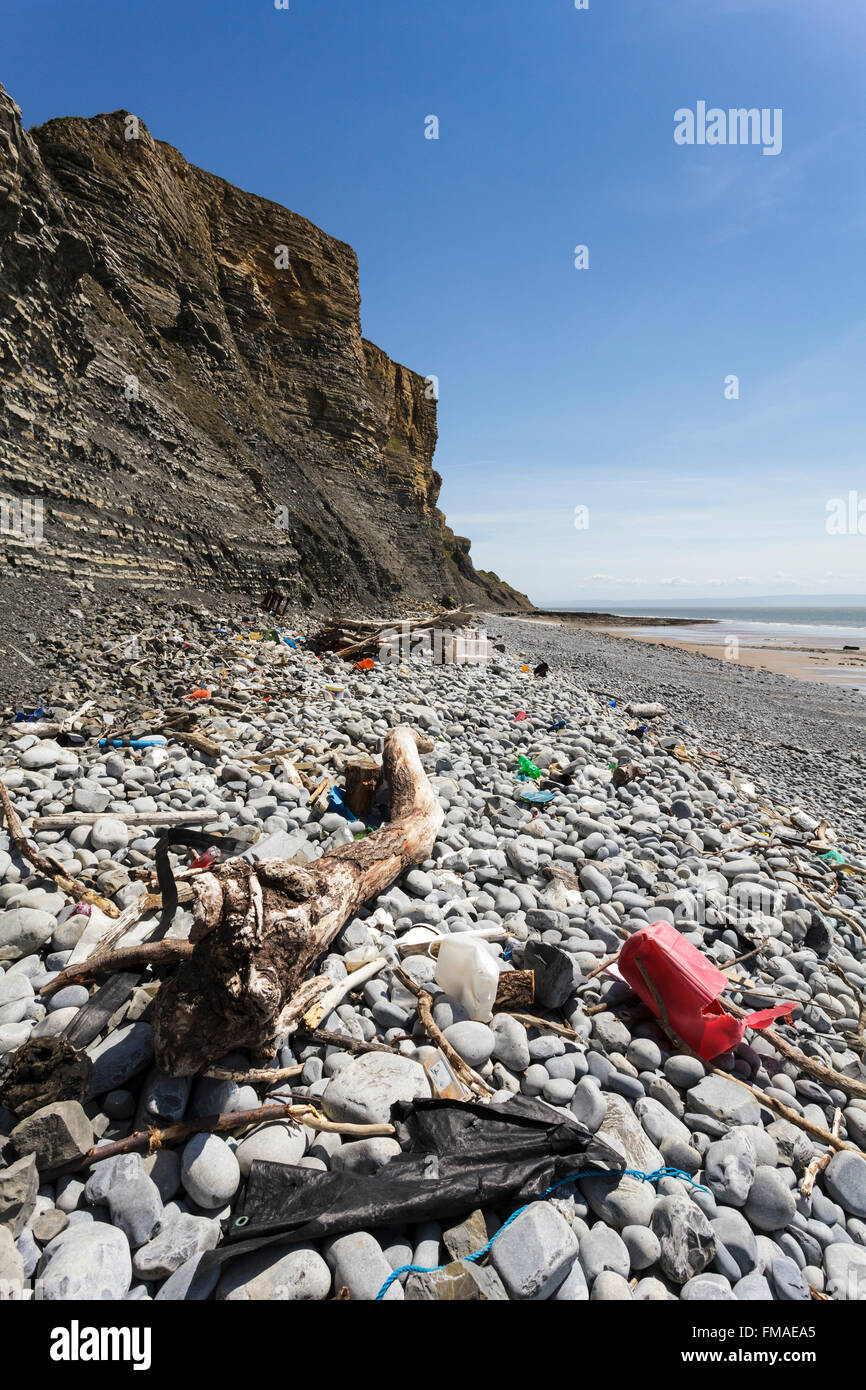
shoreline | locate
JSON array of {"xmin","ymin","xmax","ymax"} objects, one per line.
[{"xmin": 595, "ymin": 627, "xmax": 866, "ymax": 689}]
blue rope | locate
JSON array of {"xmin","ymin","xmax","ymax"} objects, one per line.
[{"xmin": 374, "ymin": 1166, "xmax": 707, "ymax": 1299}]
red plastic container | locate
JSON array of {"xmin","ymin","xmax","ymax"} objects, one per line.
[{"xmin": 617, "ymin": 920, "xmax": 794, "ymax": 1060}]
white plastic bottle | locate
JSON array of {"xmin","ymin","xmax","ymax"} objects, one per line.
[{"xmin": 434, "ymin": 935, "xmax": 500, "ymax": 1022}]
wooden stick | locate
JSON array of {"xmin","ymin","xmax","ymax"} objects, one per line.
[
  {"xmin": 726, "ymin": 999, "xmax": 866, "ymax": 1102},
  {"xmin": 40, "ymin": 939, "xmax": 194, "ymax": 997},
  {"xmin": 301, "ymin": 956, "xmax": 388, "ymax": 1030},
  {"xmin": 0, "ymin": 778, "xmax": 120, "ymax": 918},
  {"xmin": 393, "ymin": 966, "xmax": 492, "ymax": 1098},
  {"xmin": 801, "ymin": 1109, "xmax": 842, "ymax": 1196},
  {"xmin": 502, "ymin": 1011, "xmax": 586, "ymax": 1042},
  {"xmin": 44, "ymin": 1101, "xmax": 395, "ymax": 1178},
  {"xmin": 295, "ymin": 1028, "xmax": 404, "ymax": 1058},
  {"xmin": 202, "ymin": 1065, "xmax": 304, "ymax": 1083},
  {"xmin": 34, "ymin": 809, "xmax": 219, "ymax": 830}
]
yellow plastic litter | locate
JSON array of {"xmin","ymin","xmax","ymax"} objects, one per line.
[{"xmin": 521, "ymin": 664, "xmax": 530, "ymax": 673}]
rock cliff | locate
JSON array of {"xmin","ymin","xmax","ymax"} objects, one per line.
[{"xmin": 0, "ymin": 84, "xmax": 529, "ymax": 612}]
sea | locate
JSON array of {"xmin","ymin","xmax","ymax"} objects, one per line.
[{"xmin": 550, "ymin": 604, "xmax": 866, "ymax": 653}]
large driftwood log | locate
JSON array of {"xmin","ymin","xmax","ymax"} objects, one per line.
[{"xmin": 151, "ymin": 726, "xmax": 443, "ymax": 1077}]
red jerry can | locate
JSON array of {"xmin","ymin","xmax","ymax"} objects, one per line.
[{"xmin": 617, "ymin": 920, "xmax": 795, "ymax": 1061}]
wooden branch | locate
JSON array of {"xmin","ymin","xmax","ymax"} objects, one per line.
[
  {"xmin": 801, "ymin": 1108, "xmax": 842, "ymax": 1197},
  {"xmin": 41, "ymin": 940, "xmax": 194, "ymax": 997},
  {"xmin": 725, "ymin": 1000, "xmax": 866, "ymax": 1102},
  {"xmin": 393, "ymin": 966, "xmax": 492, "ymax": 1098},
  {"xmin": 34, "ymin": 809, "xmax": 218, "ymax": 830},
  {"xmin": 151, "ymin": 726, "xmax": 444, "ymax": 1076},
  {"xmin": 300, "ymin": 956, "xmax": 388, "ymax": 1030},
  {"xmin": 0, "ymin": 778, "xmax": 120, "ymax": 918},
  {"xmin": 44, "ymin": 1101, "xmax": 396, "ymax": 1178},
  {"xmin": 503, "ymin": 1012, "xmax": 586, "ymax": 1043},
  {"xmin": 295, "ymin": 1028, "xmax": 404, "ymax": 1058},
  {"xmin": 202, "ymin": 1065, "xmax": 304, "ymax": 1083}
]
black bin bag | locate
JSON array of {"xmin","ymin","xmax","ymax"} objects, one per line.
[{"xmin": 198, "ymin": 1094, "xmax": 624, "ymax": 1279}]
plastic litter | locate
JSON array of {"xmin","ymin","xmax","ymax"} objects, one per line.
[
  {"xmin": 375, "ymin": 1165, "xmax": 708, "ymax": 1300},
  {"xmin": 327, "ymin": 786, "xmax": 350, "ymax": 816},
  {"xmin": 204, "ymin": 1096, "xmax": 624, "ymax": 1278},
  {"xmin": 616, "ymin": 920, "xmax": 795, "ymax": 1061},
  {"xmin": 516, "ymin": 755, "xmax": 541, "ymax": 780},
  {"xmin": 517, "ymin": 786, "xmax": 556, "ymax": 805},
  {"xmin": 184, "ymin": 688, "xmax": 212, "ymax": 700},
  {"xmin": 534, "ymin": 661, "xmax": 549, "ymax": 678},
  {"xmin": 548, "ymin": 719, "xmax": 566, "ymax": 733},
  {"xmin": 354, "ymin": 658, "xmax": 376, "ymax": 671},
  {"xmin": 434, "ymin": 934, "xmax": 500, "ymax": 1022},
  {"xmin": 14, "ymin": 700, "xmax": 45, "ymax": 723},
  {"xmin": 98, "ymin": 735, "xmax": 168, "ymax": 749},
  {"xmin": 513, "ymin": 711, "xmax": 527, "ymax": 722}
]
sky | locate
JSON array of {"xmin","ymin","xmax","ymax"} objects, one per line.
[{"xmin": 3, "ymin": 0, "xmax": 866, "ymax": 606}]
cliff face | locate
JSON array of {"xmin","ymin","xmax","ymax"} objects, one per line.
[{"xmin": 0, "ymin": 85, "xmax": 530, "ymax": 611}]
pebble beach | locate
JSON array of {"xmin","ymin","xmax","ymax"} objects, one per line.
[{"xmin": 2, "ymin": 593, "xmax": 866, "ymax": 1302}]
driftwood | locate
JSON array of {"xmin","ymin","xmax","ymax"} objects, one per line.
[
  {"xmin": 0, "ymin": 778, "xmax": 120, "ymax": 918},
  {"xmin": 300, "ymin": 956, "xmax": 388, "ymax": 1030},
  {"xmin": 295, "ymin": 1028, "xmax": 405, "ymax": 1058},
  {"xmin": 44, "ymin": 1101, "xmax": 396, "ymax": 1179},
  {"xmin": 34, "ymin": 809, "xmax": 217, "ymax": 830},
  {"xmin": 493, "ymin": 970, "xmax": 535, "ymax": 1012},
  {"xmin": 311, "ymin": 607, "xmax": 476, "ymax": 661},
  {"xmin": 725, "ymin": 999, "xmax": 866, "ymax": 1103},
  {"xmin": 41, "ymin": 940, "xmax": 194, "ymax": 998},
  {"xmin": 393, "ymin": 965, "xmax": 493, "ymax": 1098},
  {"xmin": 344, "ymin": 758, "xmax": 380, "ymax": 818},
  {"xmin": 151, "ymin": 726, "xmax": 444, "ymax": 1076}
]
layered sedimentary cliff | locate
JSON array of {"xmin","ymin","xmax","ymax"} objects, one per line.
[{"xmin": 0, "ymin": 84, "xmax": 529, "ymax": 611}]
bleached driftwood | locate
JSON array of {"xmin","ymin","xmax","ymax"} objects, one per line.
[{"xmin": 151, "ymin": 727, "xmax": 443, "ymax": 1076}]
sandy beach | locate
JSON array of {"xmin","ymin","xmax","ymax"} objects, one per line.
[{"xmin": 596, "ymin": 628, "xmax": 866, "ymax": 689}]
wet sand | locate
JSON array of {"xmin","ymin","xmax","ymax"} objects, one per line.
[{"xmin": 597, "ymin": 628, "xmax": 866, "ymax": 688}]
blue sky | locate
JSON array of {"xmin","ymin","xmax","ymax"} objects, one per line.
[{"xmin": 4, "ymin": 0, "xmax": 866, "ymax": 605}]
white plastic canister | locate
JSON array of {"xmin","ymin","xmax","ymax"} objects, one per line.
[{"xmin": 433, "ymin": 934, "xmax": 500, "ymax": 1022}]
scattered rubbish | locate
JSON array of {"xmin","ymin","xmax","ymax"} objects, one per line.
[
  {"xmin": 608, "ymin": 699, "xmax": 616, "ymax": 708},
  {"xmin": 613, "ymin": 762, "xmax": 645, "ymax": 788},
  {"xmin": 189, "ymin": 846, "xmax": 220, "ymax": 870},
  {"xmin": 13, "ymin": 700, "xmax": 45, "ymax": 723},
  {"xmin": 209, "ymin": 1097, "xmax": 623, "ymax": 1271},
  {"xmin": 354, "ymin": 658, "xmax": 376, "ymax": 671},
  {"xmin": 327, "ymin": 786, "xmax": 350, "ymax": 816},
  {"xmin": 517, "ymin": 786, "xmax": 556, "ymax": 804},
  {"xmin": 376, "ymin": 1163, "xmax": 708, "ymax": 1300},
  {"xmin": 98, "ymin": 735, "xmax": 168, "ymax": 749},
  {"xmin": 820, "ymin": 849, "xmax": 846, "ymax": 866},
  {"xmin": 533, "ymin": 661, "xmax": 549, "ymax": 678},
  {"xmin": 184, "ymin": 688, "xmax": 212, "ymax": 700},
  {"xmin": 516, "ymin": 755, "xmax": 541, "ymax": 780},
  {"xmin": 311, "ymin": 608, "xmax": 477, "ymax": 661},
  {"xmin": 434, "ymin": 934, "xmax": 500, "ymax": 1022},
  {"xmin": 424, "ymin": 1050, "xmax": 469, "ymax": 1101},
  {"xmin": 616, "ymin": 920, "xmax": 795, "ymax": 1060},
  {"xmin": 513, "ymin": 711, "xmax": 527, "ymax": 722},
  {"xmin": 520, "ymin": 665, "xmax": 530, "ymax": 673},
  {"xmin": 548, "ymin": 719, "xmax": 566, "ymax": 732}
]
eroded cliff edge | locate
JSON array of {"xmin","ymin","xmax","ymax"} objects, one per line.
[{"xmin": 0, "ymin": 84, "xmax": 530, "ymax": 612}]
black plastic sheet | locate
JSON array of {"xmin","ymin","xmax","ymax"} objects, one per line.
[{"xmin": 197, "ymin": 1094, "xmax": 624, "ymax": 1278}]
